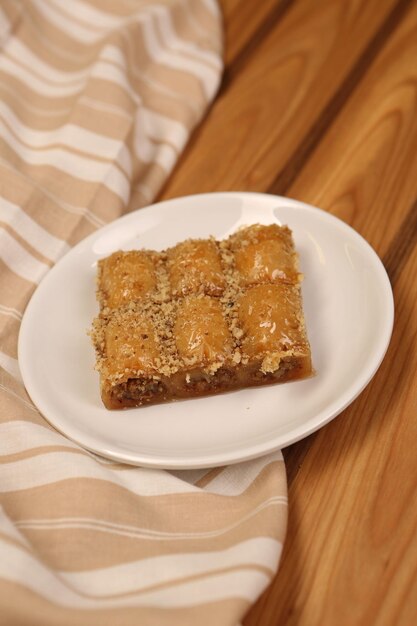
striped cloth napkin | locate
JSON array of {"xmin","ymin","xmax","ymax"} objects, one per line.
[{"xmin": 0, "ymin": 1, "xmax": 288, "ymax": 624}]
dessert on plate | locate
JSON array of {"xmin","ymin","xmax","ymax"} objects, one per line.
[{"xmin": 90, "ymin": 224, "xmax": 312, "ymax": 409}]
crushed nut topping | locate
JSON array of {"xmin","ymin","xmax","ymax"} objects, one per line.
[{"xmin": 90, "ymin": 224, "xmax": 312, "ymax": 409}]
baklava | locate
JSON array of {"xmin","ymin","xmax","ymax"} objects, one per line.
[{"xmin": 90, "ymin": 224, "xmax": 313, "ymax": 409}]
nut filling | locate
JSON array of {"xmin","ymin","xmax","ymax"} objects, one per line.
[{"xmin": 90, "ymin": 224, "xmax": 313, "ymax": 409}]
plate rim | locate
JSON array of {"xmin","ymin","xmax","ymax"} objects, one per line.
[{"xmin": 18, "ymin": 192, "xmax": 395, "ymax": 468}]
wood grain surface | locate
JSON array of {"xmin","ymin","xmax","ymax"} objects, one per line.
[{"xmin": 159, "ymin": 0, "xmax": 417, "ymax": 623}]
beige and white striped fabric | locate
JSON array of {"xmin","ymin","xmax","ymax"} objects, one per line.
[{"xmin": 0, "ymin": 1, "xmax": 288, "ymax": 624}]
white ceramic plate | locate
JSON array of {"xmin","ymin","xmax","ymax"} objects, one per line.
[{"xmin": 18, "ymin": 192, "xmax": 394, "ymax": 469}]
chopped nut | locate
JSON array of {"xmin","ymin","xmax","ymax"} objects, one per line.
[{"xmin": 89, "ymin": 223, "xmax": 312, "ymax": 409}]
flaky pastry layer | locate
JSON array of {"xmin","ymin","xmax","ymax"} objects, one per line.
[{"xmin": 90, "ymin": 224, "xmax": 313, "ymax": 409}]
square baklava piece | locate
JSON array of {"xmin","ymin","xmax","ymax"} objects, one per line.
[{"xmin": 90, "ymin": 224, "xmax": 313, "ymax": 409}]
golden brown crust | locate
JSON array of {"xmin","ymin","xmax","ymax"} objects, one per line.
[
  {"xmin": 90, "ymin": 224, "xmax": 313, "ymax": 409},
  {"xmin": 229, "ymin": 224, "xmax": 301, "ymax": 286},
  {"xmin": 167, "ymin": 238, "xmax": 225, "ymax": 296},
  {"xmin": 98, "ymin": 250, "xmax": 160, "ymax": 309}
]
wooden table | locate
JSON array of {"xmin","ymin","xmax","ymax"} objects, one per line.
[{"xmin": 159, "ymin": 1, "xmax": 417, "ymax": 624}]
